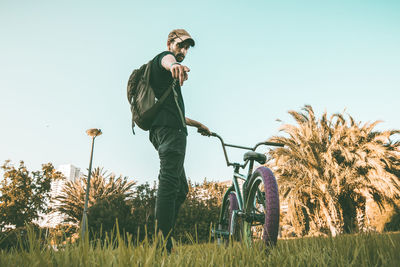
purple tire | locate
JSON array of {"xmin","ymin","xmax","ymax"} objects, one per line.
[
  {"xmin": 228, "ymin": 192, "xmax": 240, "ymax": 239},
  {"xmin": 219, "ymin": 191, "xmax": 240, "ymax": 243},
  {"xmin": 229, "ymin": 192, "xmax": 239, "ymax": 219},
  {"xmin": 245, "ymin": 166, "xmax": 280, "ymax": 246}
]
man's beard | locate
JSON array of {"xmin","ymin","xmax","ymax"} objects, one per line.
[{"xmin": 176, "ymin": 53, "xmax": 185, "ymax": 62}]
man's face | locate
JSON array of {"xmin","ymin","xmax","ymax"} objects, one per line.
[{"xmin": 168, "ymin": 39, "xmax": 191, "ymax": 62}]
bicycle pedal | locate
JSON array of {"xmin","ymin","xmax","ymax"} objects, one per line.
[{"xmin": 252, "ymin": 213, "xmax": 265, "ymax": 223}]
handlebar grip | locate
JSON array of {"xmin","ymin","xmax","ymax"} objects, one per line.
[
  {"xmin": 210, "ymin": 132, "xmax": 217, "ymax": 137},
  {"xmin": 267, "ymin": 142, "xmax": 284, "ymax": 147}
]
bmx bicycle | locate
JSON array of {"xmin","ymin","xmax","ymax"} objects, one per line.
[{"xmin": 210, "ymin": 132, "xmax": 283, "ymax": 246}]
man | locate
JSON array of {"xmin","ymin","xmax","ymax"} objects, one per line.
[{"xmin": 149, "ymin": 29, "xmax": 211, "ymax": 252}]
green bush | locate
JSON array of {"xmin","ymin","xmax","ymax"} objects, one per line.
[
  {"xmin": 0, "ymin": 224, "xmax": 46, "ymax": 251},
  {"xmin": 175, "ymin": 180, "xmax": 225, "ymax": 243},
  {"xmin": 88, "ymin": 194, "xmax": 133, "ymax": 238}
]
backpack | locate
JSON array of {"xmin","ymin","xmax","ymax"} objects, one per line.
[{"xmin": 127, "ymin": 60, "xmax": 176, "ymax": 134}]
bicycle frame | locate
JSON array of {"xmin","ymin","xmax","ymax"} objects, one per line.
[{"xmin": 211, "ymin": 132, "xmax": 283, "ymax": 238}]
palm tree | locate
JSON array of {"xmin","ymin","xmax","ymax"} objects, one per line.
[
  {"xmin": 55, "ymin": 167, "xmax": 136, "ymax": 224},
  {"xmin": 268, "ymin": 105, "xmax": 400, "ymax": 236}
]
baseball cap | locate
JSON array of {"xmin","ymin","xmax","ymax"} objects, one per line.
[{"xmin": 168, "ymin": 29, "xmax": 195, "ymax": 47}]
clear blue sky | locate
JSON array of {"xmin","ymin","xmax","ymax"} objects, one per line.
[{"xmin": 1, "ymin": 0, "xmax": 399, "ymax": 184}]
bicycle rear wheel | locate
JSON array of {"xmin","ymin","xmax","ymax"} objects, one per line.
[{"xmin": 244, "ymin": 166, "xmax": 280, "ymax": 246}]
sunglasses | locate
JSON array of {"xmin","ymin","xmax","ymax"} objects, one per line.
[
  {"xmin": 177, "ymin": 40, "xmax": 191, "ymax": 49},
  {"xmin": 173, "ymin": 33, "xmax": 191, "ymax": 49}
]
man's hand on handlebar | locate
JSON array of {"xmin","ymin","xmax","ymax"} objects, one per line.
[
  {"xmin": 197, "ymin": 124, "xmax": 212, "ymax": 136},
  {"xmin": 185, "ymin": 117, "xmax": 212, "ymax": 136}
]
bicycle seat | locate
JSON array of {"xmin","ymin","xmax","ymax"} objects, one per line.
[{"xmin": 243, "ymin": 151, "xmax": 267, "ymax": 164}]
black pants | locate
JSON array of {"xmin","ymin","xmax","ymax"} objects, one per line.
[{"xmin": 149, "ymin": 126, "xmax": 189, "ymax": 251}]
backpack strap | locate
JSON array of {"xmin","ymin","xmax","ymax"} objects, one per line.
[
  {"xmin": 171, "ymin": 84, "xmax": 186, "ymax": 129},
  {"xmin": 157, "ymin": 79, "xmax": 186, "ymax": 129},
  {"xmin": 157, "ymin": 79, "xmax": 177, "ymax": 103}
]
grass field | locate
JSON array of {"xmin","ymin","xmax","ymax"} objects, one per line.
[{"xmin": 0, "ymin": 231, "xmax": 399, "ymax": 266}]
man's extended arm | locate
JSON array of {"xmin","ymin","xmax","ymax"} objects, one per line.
[
  {"xmin": 161, "ymin": 54, "xmax": 190, "ymax": 86},
  {"xmin": 186, "ymin": 117, "xmax": 211, "ymax": 136},
  {"xmin": 161, "ymin": 54, "xmax": 211, "ymax": 136}
]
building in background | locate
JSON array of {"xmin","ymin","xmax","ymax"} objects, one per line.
[{"xmin": 36, "ymin": 164, "xmax": 82, "ymax": 228}]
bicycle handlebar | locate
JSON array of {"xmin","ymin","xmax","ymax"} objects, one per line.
[
  {"xmin": 211, "ymin": 132, "xmax": 283, "ymax": 149},
  {"xmin": 253, "ymin": 141, "xmax": 284, "ymax": 150},
  {"xmin": 210, "ymin": 132, "xmax": 284, "ymax": 168}
]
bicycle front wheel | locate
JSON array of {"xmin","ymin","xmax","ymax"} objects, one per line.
[
  {"xmin": 218, "ymin": 191, "xmax": 239, "ymax": 243},
  {"xmin": 244, "ymin": 166, "xmax": 280, "ymax": 246}
]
